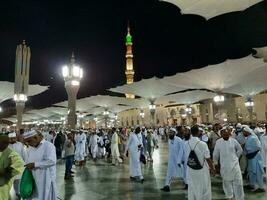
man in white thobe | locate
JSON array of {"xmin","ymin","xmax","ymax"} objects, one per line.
[
  {"xmin": 125, "ymin": 127, "xmax": 144, "ymax": 183},
  {"xmin": 213, "ymin": 127, "xmax": 244, "ymax": 200},
  {"xmin": 23, "ymin": 130, "xmax": 57, "ymax": 200},
  {"xmin": 186, "ymin": 125, "xmax": 215, "ymax": 200},
  {"xmin": 89, "ymin": 132, "xmax": 99, "ymax": 161},
  {"xmin": 74, "ymin": 131, "xmax": 87, "ymax": 166},
  {"xmin": 111, "ymin": 128, "xmax": 122, "ymax": 165},
  {"xmin": 161, "ymin": 128, "xmax": 184, "ymax": 192},
  {"xmin": 181, "ymin": 126, "xmax": 191, "ymax": 189},
  {"xmin": 8, "ymin": 132, "xmax": 27, "ymax": 196}
]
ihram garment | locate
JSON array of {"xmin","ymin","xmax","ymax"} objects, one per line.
[
  {"xmin": 165, "ymin": 136, "xmax": 184, "ymax": 186},
  {"xmin": 127, "ymin": 133, "xmax": 143, "ymax": 179},
  {"xmin": 186, "ymin": 136, "xmax": 212, "ymax": 200},
  {"xmin": 25, "ymin": 139, "xmax": 57, "ymax": 200},
  {"xmin": 213, "ymin": 138, "xmax": 244, "ymax": 200}
]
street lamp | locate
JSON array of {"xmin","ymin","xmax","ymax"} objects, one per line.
[
  {"xmin": 245, "ymin": 98, "xmax": 254, "ymax": 122},
  {"xmin": 185, "ymin": 106, "xmax": 192, "ymax": 114},
  {"xmin": 213, "ymin": 95, "xmax": 225, "ymax": 104},
  {"xmin": 14, "ymin": 40, "xmax": 30, "ymax": 133},
  {"xmin": 149, "ymin": 102, "xmax": 156, "ymax": 126},
  {"xmin": 62, "ymin": 52, "xmax": 83, "ymax": 129},
  {"xmin": 245, "ymin": 99, "xmax": 254, "ymax": 108},
  {"xmin": 139, "ymin": 110, "xmax": 145, "ymax": 118}
]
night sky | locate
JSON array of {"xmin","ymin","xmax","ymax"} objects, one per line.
[{"xmin": 0, "ymin": 0, "xmax": 267, "ymax": 116}]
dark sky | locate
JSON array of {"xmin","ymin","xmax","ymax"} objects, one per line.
[{"xmin": 0, "ymin": 0, "xmax": 267, "ymax": 115}]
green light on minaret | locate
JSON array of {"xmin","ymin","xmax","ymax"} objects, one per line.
[
  {"xmin": 126, "ymin": 23, "xmax": 132, "ymax": 45},
  {"xmin": 126, "ymin": 34, "xmax": 132, "ymax": 44}
]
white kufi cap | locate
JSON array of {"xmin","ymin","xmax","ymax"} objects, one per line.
[
  {"xmin": 8, "ymin": 132, "xmax": 17, "ymax": 138},
  {"xmin": 23, "ymin": 130, "xmax": 38, "ymax": 139}
]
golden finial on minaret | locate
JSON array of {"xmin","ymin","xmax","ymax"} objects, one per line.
[{"xmin": 125, "ymin": 22, "xmax": 135, "ymax": 99}]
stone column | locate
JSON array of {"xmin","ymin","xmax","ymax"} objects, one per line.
[
  {"xmin": 16, "ymin": 103, "xmax": 24, "ymax": 131},
  {"xmin": 65, "ymin": 84, "xmax": 79, "ymax": 129}
]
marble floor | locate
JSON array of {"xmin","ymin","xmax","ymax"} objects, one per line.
[
  {"xmin": 10, "ymin": 141, "xmax": 267, "ymax": 200},
  {"xmin": 54, "ymin": 141, "xmax": 267, "ymax": 200}
]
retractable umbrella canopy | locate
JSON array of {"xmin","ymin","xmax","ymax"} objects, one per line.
[
  {"xmin": 164, "ymin": 55, "xmax": 266, "ymax": 93},
  {"xmin": 109, "ymin": 77, "xmax": 186, "ymax": 101},
  {"xmin": 0, "ymin": 81, "xmax": 49, "ymax": 103},
  {"xmin": 157, "ymin": 90, "xmax": 216, "ymax": 105},
  {"xmin": 162, "ymin": 0, "xmax": 263, "ymax": 19},
  {"xmin": 224, "ymin": 65, "xmax": 267, "ymax": 98}
]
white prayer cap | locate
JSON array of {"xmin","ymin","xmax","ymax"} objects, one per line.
[
  {"xmin": 8, "ymin": 132, "xmax": 17, "ymax": 138},
  {"xmin": 242, "ymin": 125, "xmax": 254, "ymax": 135},
  {"xmin": 169, "ymin": 128, "xmax": 177, "ymax": 134},
  {"xmin": 208, "ymin": 125, "xmax": 213, "ymax": 128},
  {"xmin": 23, "ymin": 130, "xmax": 38, "ymax": 139},
  {"xmin": 185, "ymin": 126, "xmax": 191, "ymax": 130},
  {"xmin": 220, "ymin": 126, "xmax": 228, "ymax": 132},
  {"xmin": 236, "ymin": 123, "xmax": 242, "ymax": 128},
  {"xmin": 199, "ymin": 127, "xmax": 204, "ymax": 132}
]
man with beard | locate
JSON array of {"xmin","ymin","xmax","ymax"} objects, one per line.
[
  {"xmin": 23, "ymin": 130, "xmax": 57, "ymax": 200},
  {"xmin": 186, "ymin": 125, "xmax": 215, "ymax": 200},
  {"xmin": 181, "ymin": 126, "xmax": 191, "ymax": 190},
  {"xmin": 161, "ymin": 128, "xmax": 184, "ymax": 192},
  {"xmin": 213, "ymin": 126, "xmax": 244, "ymax": 200},
  {"xmin": 125, "ymin": 127, "xmax": 144, "ymax": 183}
]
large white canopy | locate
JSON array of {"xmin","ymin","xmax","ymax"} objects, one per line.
[
  {"xmin": 0, "ymin": 81, "xmax": 49, "ymax": 103},
  {"xmin": 164, "ymin": 55, "xmax": 266, "ymax": 93},
  {"xmin": 254, "ymin": 47, "xmax": 267, "ymax": 61},
  {"xmin": 162, "ymin": 0, "xmax": 263, "ymax": 19},
  {"xmin": 224, "ymin": 66, "xmax": 267, "ymax": 98},
  {"xmin": 55, "ymin": 99, "xmax": 96, "ymax": 113},
  {"xmin": 109, "ymin": 77, "xmax": 186, "ymax": 101},
  {"xmin": 157, "ymin": 90, "xmax": 216, "ymax": 105},
  {"xmin": 55, "ymin": 95, "xmax": 149, "ymax": 113}
]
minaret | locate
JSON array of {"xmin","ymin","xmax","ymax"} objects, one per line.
[{"xmin": 125, "ymin": 23, "xmax": 135, "ymax": 99}]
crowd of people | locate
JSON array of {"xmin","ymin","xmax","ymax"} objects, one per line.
[{"xmin": 0, "ymin": 122, "xmax": 267, "ymax": 200}]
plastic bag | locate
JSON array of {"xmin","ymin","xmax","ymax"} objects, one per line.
[{"xmin": 20, "ymin": 168, "xmax": 35, "ymax": 199}]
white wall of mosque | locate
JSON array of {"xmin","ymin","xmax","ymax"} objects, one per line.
[
  {"xmin": 117, "ymin": 104, "xmax": 202, "ymax": 127},
  {"xmin": 117, "ymin": 93, "xmax": 267, "ymax": 127}
]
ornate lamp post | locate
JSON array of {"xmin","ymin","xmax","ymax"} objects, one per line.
[
  {"xmin": 62, "ymin": 53, "xmax": 83, "ymax": 129},
  {"xmin": 213, "ymin": 94, "xmax": 225, "ymax": 121},
  {"xmin": 14, "ymin": 40, "xmax": 30, "ymax": 132},
  {"xmin": 149, "ymin": 102, "xmax": 156, "ymax": 126},
  {"xmin": 245, "ymin": 98, "xmax": 254, "ymax": 122},
  {"xmin": 185, "ymin": 105, "xmax": 192, "ymax": 125},
  {"xmin": 139, "ymin": 109, "xmax": 145, "ymax": 125},
  {"xmin": 103, "ymin": 110, "xmax": 109, "ymax": 128}
]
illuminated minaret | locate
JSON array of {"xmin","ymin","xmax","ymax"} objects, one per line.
[{"xmin": 125, "ymin": 23, "xmax": 135, "ymax": 99}]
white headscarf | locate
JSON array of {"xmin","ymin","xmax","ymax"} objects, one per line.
[
  {"xmin": 169, "ymin": 128, "xmax": 177, "ymax": 134},
  {"xmin": 242, "ymin": 125, "xmax": 254, "ymax": 135}
]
